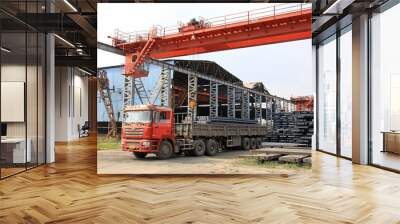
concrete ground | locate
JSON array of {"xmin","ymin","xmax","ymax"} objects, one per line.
[{"xmin": 97, "ymin": 144, "xmax": 311, "ymax": 174}]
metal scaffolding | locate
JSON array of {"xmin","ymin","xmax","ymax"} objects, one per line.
[
  {"xmin": 241, "ymin": 90, "xmax": 250, "ymax": 120},
  {"xmin": 122, "ymin": 76, "xmax": 134, "ymax": 119},
  {"xmin": 227, "ymin": 86, "xmax": 235, "ymax": 118},
  {"xmin": 149, "ymin": 67, "xmax": 171, "ymax": 106},
  {"xmin": 255, "ymin": 94, "xmax": 262, "ymax": 122},
  {"xmin": 187, "ymin": 74, "xmax": 198, "ymax": 119},
  {"xmin": 210, "ymin": 81, "xmax": 218, "ymax": 118}
]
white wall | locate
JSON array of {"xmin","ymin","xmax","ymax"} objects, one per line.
[
  {"xmin": 54, "ymin": 67, "xmax": 89, "ymax": 141},
  {"xmin": 1, "ymin": 63, "xmax": 46, "ymax": 164}
]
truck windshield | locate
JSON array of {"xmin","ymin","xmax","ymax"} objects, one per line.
[{"xmin": 125, "ymin": 111, "xmax": 152, "ymax": 123}]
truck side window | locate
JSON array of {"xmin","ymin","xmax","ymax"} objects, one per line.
[
  {"xmin": 154, "ymin": 111, "xmax": 159, "ymax": 124},
  {"xmin": 160, "ymin": 111, "xmax": 169, "ymax": 123}
]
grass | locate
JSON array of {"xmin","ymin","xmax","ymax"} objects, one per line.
[
  {"xmin": 235, "ymin": 158, "xmax": 311, "ymax": 170},
  {"xmin": 97, "ymin": 137, "xmax": 121, "ymax": 150}
]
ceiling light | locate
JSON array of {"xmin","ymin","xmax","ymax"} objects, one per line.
[
  {"xmin": 1, "ymin": 47, "xmax": 11, "ymax": 53},
  {"xmin": 63, "ymin": 0, "xmax": 78, "ymax": 12},
  {"xmin": 54, "ymin": 34, "xmax": 75, "ymax": 48},
  {"xmin": 78, "ymin": 67, "xmax": 93, "ymax": 76}
]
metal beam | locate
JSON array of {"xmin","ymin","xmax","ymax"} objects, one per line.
[
  {"xmin": 241, "ymin": 90, "xmax": 250, "ymax": 120},
  {"xmin": 210, "ymin": 81, "xmax": 218, "ymax": 118},
  {"xmin": 55, "ymin": 55, "xmax": 95, "ymax": 68},
  {"xmin": 146, "ymin": 58, "xmax": 292, "ymax": 104},
  {"xmin": 255, "ymin": 94, "xmax": 262, "ymax": 122},
  {"xmin": 97, "ymin": 42, "xmax": 124, "ymax": 55},
  {"xmin": 188, "ymin": 74, "xmax": 198, "ymax": 120},
  {"xmin": 227, "ymin": 86, "xmax": 235, "ymax": 118},
  {"xmin": 67, "ymin": 14, "xmax": 97, "ymax": 37}
]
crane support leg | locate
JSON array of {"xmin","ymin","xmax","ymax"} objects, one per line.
[{"xmin": 123, "ymin": 76, "xmax": 134, "ymax": 119}]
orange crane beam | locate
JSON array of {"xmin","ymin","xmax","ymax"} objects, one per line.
[{"xmin": 112, "ymin": 4, "xmax": 312, "ymax": 77}]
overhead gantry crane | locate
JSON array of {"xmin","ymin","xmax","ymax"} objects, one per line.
[{"xmin": 108, "ymin": 3, "xmax": 312, "ymax": 121}]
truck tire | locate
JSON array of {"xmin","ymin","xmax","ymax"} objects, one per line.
[
  {"xmin": 133, "ymin": 152, "xmax": 147, "ymax": 159},
  {"xmin": 250, "ymin": 138, "xmax": 256, "ymax": 149},
  {"xmin": 192, "ymin": 140, "xmax": 206, "ymax": 156},
  {"xmin": 256, "ymin": 138, "xmax": 262, "ymax": 149},
  {"xmin": 241, "ymin": 137, "xmax": 250, "ymax": 150},
  {"xmin": 157, "ymin": 141, "xmax": 173, "ymax": 160},
  {"xmin": 205, "ymin": 139, "xmax": 218, "ymax": 156}
]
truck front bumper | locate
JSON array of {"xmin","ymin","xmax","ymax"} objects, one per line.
[{"xmin": 122, "ymin": 139, "xmax": 159, "ymax": 153}]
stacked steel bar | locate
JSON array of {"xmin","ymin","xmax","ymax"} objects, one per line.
[{"xmin": 265, "ymin": 111, "xmax": 314, "ymax": 146}]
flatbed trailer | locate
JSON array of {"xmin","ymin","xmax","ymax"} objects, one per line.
[{"xmin": 175, "ymin": 122, "xmax": 266, "ymax": 152}]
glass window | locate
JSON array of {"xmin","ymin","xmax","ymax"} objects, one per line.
[
  {"xmin": 125, "ymin": 111, "xmax": 153, "ymax": 123},
  {"xmin": 318, "ymin": 35, "xmax": 337, "ymax": 154},
  {"xmin": 160, "ymin": 111, "xmax": 169, "ymax": 123},
  {"xmin": 1, "ymin": 31, "xmax": 28, "ymax": 178},
  {"xmin": 0, "ymin": 1, "xmax": 46, "ymax": 178},
  {"xmin": 340, "ymin": 28, "xmax": 352, "ymax": 158},
  {"xmin": 371, "ymin": 4, "xmax": 400, "ymax": 171}
]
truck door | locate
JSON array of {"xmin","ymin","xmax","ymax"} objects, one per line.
[{"xmin": 156, "ymin": 111, "xmax": 172, "ymax": 139}]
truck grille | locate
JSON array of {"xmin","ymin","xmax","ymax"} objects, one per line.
[
  {"xmin": 124, "ymin": 128, "xmax": 144, "ymax": 136},
  {"xmin": 125, "ymin": 140, "xmax": 140, "ymax": 146}
]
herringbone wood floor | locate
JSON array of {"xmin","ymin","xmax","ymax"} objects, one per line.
[{"xmin": 1, "ymin": 136, "xmax": 400, "ymax": 224}]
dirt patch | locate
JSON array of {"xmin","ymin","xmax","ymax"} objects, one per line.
[{"xmin": 97, "ymin": 148, "xmax": 311, "ymax": 175}]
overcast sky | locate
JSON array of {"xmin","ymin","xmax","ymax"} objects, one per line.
[{"xmin": 97, "ymin": 3, "xmax": 313, "ymax": 99}]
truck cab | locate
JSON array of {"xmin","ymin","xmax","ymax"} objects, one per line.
[{"xmin": 122, "ymin": 105, "xmax": 175, "ymax": 159}]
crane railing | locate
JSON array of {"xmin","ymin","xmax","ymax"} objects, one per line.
[{"xmin": 112, "ymin": 3, "xmax": 311, "ymax": 46}]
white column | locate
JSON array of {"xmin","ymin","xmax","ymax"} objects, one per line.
[
  {"xmin": 352, "ymin": 14, "xmax": 369, "ymax": 164},
  {"xmin": 312, "ymin": 45, "xmax": 317, "ymax": 150},
  {"xmin": 46, "ymin": 33, "xmax": 55, "ymax": 163}
]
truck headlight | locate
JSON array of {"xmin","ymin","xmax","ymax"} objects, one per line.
[{"xmin": 142, "ymin": 141, "xmax": 151, "ymax": 147}]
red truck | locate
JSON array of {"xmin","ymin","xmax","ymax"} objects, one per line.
[{"xmin": 121, "ymin": 104, "xmax": 266, "ymax": 159}]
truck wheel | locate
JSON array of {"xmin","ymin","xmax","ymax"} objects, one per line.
[
  {"xmin": 250, "ymin": 138, "xmax": 257, "ymax": 149},
  {"xmin": 192, "ymin": 140, "xmax": 206, "ymax": 156},
  {"xmin": 256, "ymin": 138, "xmax": 262, "ymax": 149},
  {"xmin": 241, "ymin": 137, "xmax": 250, "ymax": 150},
  {"xmin": 157, "ymin": 141, "xmax": 173, "ymax": 160},
  {"xmin": 133, "ymin": 152, "xmax": 147, "ymax": 159},
  {"xmin": 205, "ymin": 139, "xmax": 218, "ymax": 156}
]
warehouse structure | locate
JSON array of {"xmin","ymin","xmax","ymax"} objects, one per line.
[{"xmin": 97, "ymin": 59, "xmax": 297, "ymax": 134}]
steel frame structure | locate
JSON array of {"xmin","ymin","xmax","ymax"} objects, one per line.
[
  {"xmin": 209, "ymin": 81, "xmax": 218, "ymax": 118},
  {"xmin": 149, "ymin": 67, "xmax": 171, "ymax": 106},
  {"xmin": 187, "ymin": 74, "xmax": 198, "ymax": 119},
  {"xmin": 241, "ymin": 90, "xmax": 250, "ymax": 120},
  {"xmin": 146, "ymin": 58, "xmax": 295, "ymax": 123},
  {"xmin": 227, "ymin": 86, "xmax": 235, "ymax": 118},
  {"xmin": 122, "ymin": 76, "xmax": 134, "ymax": 119},
  {"xmin": 255, "ymin": 94, "xmax": 262, "ymax": 122}
]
